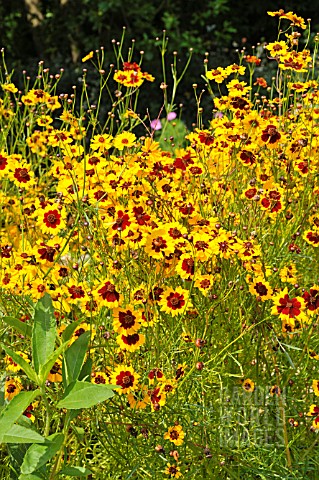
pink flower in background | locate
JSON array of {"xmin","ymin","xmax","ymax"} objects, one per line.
[
  {"xmin": 150, "ymin": 112, "xmax": 177, "ymax": 131},
  {"xmin": 150, "ymin": 119, "xmax": 162, "ymax": 130},
  {"xmin": 167, "ymin": 112, "xmax": 177, "ymax": 121}
]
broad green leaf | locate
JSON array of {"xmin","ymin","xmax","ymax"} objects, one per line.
[
  {"xmin": 59, "ymin": 466, "xmax": 92, "ymax": 476},
  {"xmin": 19, "ymin": 473, "xmax": 46, "ymax": 479},
  {"xmin": 1, "ymin": 316, "xmax": 32, "ymax": 337},
  {"xmin": 20, "ymin": 433, "xmax": 64, "ymax": 474},
  {"xmin": 61, "ymin": 319, "xmax": 82, "ymax": 342},
  {"xmin": 38, "ymin": 341, "xmax": 69, "ymax": 385},
  {"xmin": 57, "ymin": 380, "xmax": 116, "ymax": 409},
  {"xmin": 2, "ymin": 424, "xmax": 44, "ymax": 444},
  {"xmin": 62, "ymin": 331, "xmax": 90, "ymax": 387},
  {"xmin": 78, "ymin": 357, "xmax": 92, "ymax": 382},
  {"xmin": 32, "ymin": 294, "xmax": 57, "ymax": 374},
  {"xmin": 1, "ymin": 345, "xmax": 38, "ymax": 384},
  {"xmin": 0, "ymin": 390, "xmax": 40, "ymax": 442}
]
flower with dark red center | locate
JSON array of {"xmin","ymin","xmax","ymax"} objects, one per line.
[
  {"xmin": 43, "ymin": 209, "xmax": 62, "ymax": 229},
  {"xmin": 112, "ymin": 210, "xmax": 131, "ymax": 231},
  {"xmin": 271, "ymin": 288, "xmax": 306, "ymax": 319},
  {"xmin": 15, "ymin": 169, "xmax": 31, "ymax": 186},
  {"xmin": 149, "ymin": 286, "xmax": 164, "ymax": 302},
  {"xmin": 133, "ymin": 206, "xmax": 150, "ymax": 225},
  {"xmin": 117, "ymin": 332, "xmax": 145, "ymax": 352},
  {"xmin": 159, "ymin": 286, "xmax": 192, "ymax": 317},
  {"xmin": 261, "ymin": 124, "xmax": 281, "ymax": 144},
  {"xmin": 152, "ymin": 236, "xmax": 167, "ymax": 252},
  {"xmin": 0, "ymin": 154, "xmax": 8, "ymax": 171},
  {"xmin": 198, "ymin": 131, "xmax": 214, "ymax": 146},
  {"xmin": 37, "ymin": 244, "xmax": 57, "ymax": 262},
  {"xmin": 68, "ymin": 284, "xmax": 85, "ymax": 300},
  {"xmin": 303, "ymin": 288, "xmax": 319, "ymax": 313},
  {"xmin": 277, "ymin": 295, "xmax": 301, "ymax": 317},
  {"xmin": 304, "ymin": 230, "xmax": 319, "ymax": 246},
  {"xmin": 113, "ymin": 306, "xmax": 141, "ymax": 334},
  {"xmin": 111, "ymin": 365, "xmax": 139, "ymax": 394},
  {"xmin": 240, "ymin": 150, "xmax": 256, "ymax": 165},
  {"xmin": 97, "ymin": 281, "xmax": 120, "ymax": 305}
]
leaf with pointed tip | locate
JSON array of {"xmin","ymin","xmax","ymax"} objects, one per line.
[
  {"xmin": 32, "ymin": 294, "xmax": 56, "ymax": 374},
  {"xmin": 1, "ymin": 316, "xmax": 32, "ymax": 337},
  {"xmin": 1, "ymin": 345, "xmax": 38, "ymax": 384},
  {"xmin": 59, "ymin": 466, "xmax": 92, "ymax": 476},
  {"xmin": 21, "ymin": 433, "xmax": 64, "ymax": 474},
  {"xmin": 0, "ymin": 390, "xmax": 40, "ymax": 442},
  {"xmin": 62, "ymin": 332, "xmax": 90, "ymax": 387},
  {"xmin": 57, "ymin": 380, "xmax": 116, "ymax": 409},
  {"xmin": 2, "ymin": 424, "xmax": 45, "ymax": 444}
]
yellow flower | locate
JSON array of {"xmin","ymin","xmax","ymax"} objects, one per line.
[
  {"xmin": 113, "ymin": 131, "xmax": 136, "ymax": 150},
  {"xmin": 1, "ymin": 83, "xmax": 18, "ymax": 93},
  {"xmin": 242, "ymin": 378, "xmax": 255, "ymax": 392},
  {"xmin": 164, "ymin": 463, "xmax": 183, "ymax": 478},
  {"xmin": 5, "ymin": 378, "xmax": 23, "ymax": 400},
  {"xmin": 82, "ymin": 51, "xmax": 94, "ymax": 62},
  {"xmin": 164, "ymin": 424, "xmax": 185, "ymax": 446},
  {"xmin": 5, "ymin": 351, "xmax": 30, "ymax": 372},
  {"xmin": 313, "ymin": 380, "xmax": 319, "ymax": 396}
]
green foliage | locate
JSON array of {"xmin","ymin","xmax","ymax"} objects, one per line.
[
  {"xmin": 32, "ymin": 293, "xmax": 56, "ymax": 376},
  {"xmin": 57, "ymin": 381, "xmax": 115, "ymax": 409}
]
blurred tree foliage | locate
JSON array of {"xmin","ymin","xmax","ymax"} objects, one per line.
[{"xmin": 1, "ymin": 0, "xmax": 319, "ymax": 125}]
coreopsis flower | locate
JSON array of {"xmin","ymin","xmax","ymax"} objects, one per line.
[
  {"xmin": 164, "ymin": 463, "xmax": 182, "ymax": 478},
  {"xmin": 112, "ymin": 305, "xmax": 141, "ymax": 334},
  {"xmin": 23, "ymin": 402, "xmax": 38, "ymax": 422},
  {"xmin": 1, "ymin": 83, "xmax": 18, "ymax": 93},
  {"xmin": 5, "ymin": 377, "xmax": 23, "ymax": 400},
  {"xmin": 265, "ymin": 41, "xmax": 289, "ymax": 58},
  {"xmin": 304, "ymin": 230, "xmax": 319, "ymax": 247},
  {"xmin": 206, "ymin": 67, "xmax": 228, "ymax": 83},
  {"xmin": 93, "ymin": 280, "xmax": 121, "ymax": 308},
  {"xmin": 271, "ymin": 288, "xmax": 306, "ymax": 321},
  {"xmin": 225, "ymin": 63, "xmax": 246, "ymax": 76},
  {"xmin": 175, "ymin": 254, "xmax": 195, "ymax": 280},
  {"xmin": 309, "ymin": 351, "xmax": 319, "ymax": 361},
  {"xmin": 279, "ymin": 264, "xmax": 298, "ymax": 284},
  {"xmin": 145, "ymin": 229, "xmax": 175, "ymax": 260},
  {"xmin": 248, "ymin": 278, "xmax": 273, "ymax": 301},
  {"xmin": 113, "ymin": 132, "xmax": 136, "ymax": 150},
  {"xmin": 47, "ymin": 360, "xmax": 62, "ymax": 382},
  {"xmin": 148, "ymin": 368, "xmax": 165, "ymax": 384},
  {"xmin": 159, "ymin": 287, "xmax": 192, "ymax": 317},
  {"xmin": 194, "ymin": 275, "xmax": 214, "ymax": 296},
  {"xmin": 91, "ymin": 372, "xmax": 110, "ymax": 385},
  {"xmin": 116, "ymin": 332, "xmax": 145, "ymax": 352},
  {"xmin": 127, "ymin": 385, "xmax": 150, "ymax": 410},
  {"xmin": 269, "ymin": 385, "xmax": 281, "ymax": 397},
  {"xmin": 242, "ymin": 378, "xmax": 255, "ymax": 392},
  {"xmin": 164, "ymin": 424, "xmax": 185, "ymax": 446},
  {"xmin": 90, "ymin": 133, "xmax": 113, "ymax": 152},
  {"xmin": 307, "ymin": 404, "xmax": 319, "ymax": 417},
  {"xmin": 260, "ymin": 124, "xmax": 281, "ymax": 145},
  {"xmin": 226, "ymin": 79, "xmax": 251, "ymax": 97},
  {"xmin": 303, "ymin": 287, "xmax": 319, "ymax": 314},
  {"xmin": 4, "ymin": 351, "xmax": 30, "ymax": 372},
  {"xmin": 111, "ymin": 365, "xmax": 139, "ymax": 394},
  {"xmin": 37, "ymin": 205, "xmax": 66, "ymax": 234},
  {"xmin": 313, "ymin": 380, "xmax": 319, "ymax": 396}
]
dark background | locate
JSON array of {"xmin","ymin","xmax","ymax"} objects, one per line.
[{"xmin": 1, "ymin": 0, "xmax": 319, "ymax": 126}]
